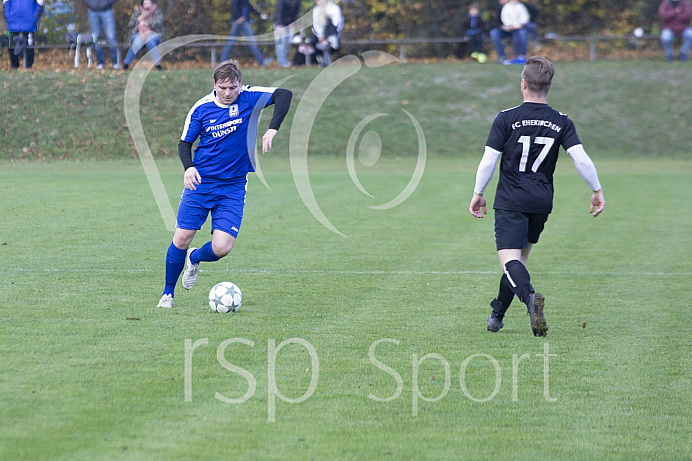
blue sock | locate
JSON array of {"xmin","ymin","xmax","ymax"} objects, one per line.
[
  {"xmin": 191, "ymin": 241, "xmax": 221, "ymax": 265},
  {"xmin": 164, "ymin": 243, "xmax": 187, "ymax": 296}
]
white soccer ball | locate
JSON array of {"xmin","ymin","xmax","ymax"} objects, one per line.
[{"xmin": 209, "ymin": 282, "xmax": 243, "ymax": 313}]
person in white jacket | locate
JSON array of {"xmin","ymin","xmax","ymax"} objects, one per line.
[
  {"xmin": 310, "ymin": 0, "xmax": 343, "ymax": 66},
  {"xmin": 490, "ymin": 0, "xmax": 530, "ymax": 64}
]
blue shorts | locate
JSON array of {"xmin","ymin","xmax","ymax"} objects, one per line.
[
  {"xmin": 176, "ymin": 176, "xmax": 247, "ymax": 238},
  {"xmin": 494, "ymin": 209, "xmax": 549, "ymax": 251}
]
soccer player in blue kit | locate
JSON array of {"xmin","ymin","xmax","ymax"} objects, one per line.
[
  {"xmin": 469, "ymin": 56, "xmax": 605, "ymax": 336},
  {"xmin": 158, "ymin": 59, "xmax": 292, "ymax": 308}
]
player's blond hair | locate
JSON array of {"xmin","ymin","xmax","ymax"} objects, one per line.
[
  {"xmin": 521, "ymin": 56, "xmax": 554, "ymax": 96},
  {"xmin": 214, "ymin": 59, "xmax": 242, "ymax": 84}
]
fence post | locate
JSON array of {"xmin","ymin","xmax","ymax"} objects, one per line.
[
  {"xmin": 400, "ymin": 45, "xmax": 406, "ymax": 63},
  {"xmin": 211, "ymin": 47, "xmax": 217, "ymax": 69},
  {"xmin": 589, "ymin": 37, "xmax": 597, "ymax": 62}
]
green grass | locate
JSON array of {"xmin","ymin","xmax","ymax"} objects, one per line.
[
  {"xmin": 1, "ymin": 58, "xmax": 691, "ymax": 161},
  {"xmin": 1, "ymin": 156, "xmax": 691, "ymax": 460},
  {"xmin": 1, "ymin": 60, "xmax": 691, "ymax": 459}
]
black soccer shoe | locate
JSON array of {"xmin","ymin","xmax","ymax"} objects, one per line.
[
  {"xmin": 487, "ymin": 312, "xmax": 504, "ymax": 332},
  {"xmin": 527, "ymin": 292, "xmax": 548, "ymax": 337}
]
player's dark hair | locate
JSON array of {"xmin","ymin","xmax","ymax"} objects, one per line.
[
  {"xmin": 214, "ymin": 59, "xmax": 242, "ymax": 84},
  {"xmin": 521, "ymin": 56, "xmax": 554, "ymax": 96}
]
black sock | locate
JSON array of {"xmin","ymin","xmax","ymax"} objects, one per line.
[
  {"xmin": 497, "ymin": 273, "xmax": 515, "ymax": 308},
  {"xmin": 490, "ymin": 273, "xmax": 515, "ymax": 319},
  {"xmin": 490, "ymin": 299, "xmax": 507, "ymax": 319},
  {"xmin": 503, "ymin": 259, "xmax": 534, "ymax": 305}
]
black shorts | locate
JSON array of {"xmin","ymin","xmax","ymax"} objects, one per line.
[{"xmin": 494, "ymin": 209, "xmax": 549, "ymax": 251}]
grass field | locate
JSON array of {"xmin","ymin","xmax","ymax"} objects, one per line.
[
  {"xmin": 1, "ymin": 156, "xmax": 691, "ymax": 460},
  {"xmin": 1, "ymin": 59, "xmax": 691, "ymax": 459},
  {"xmin": 2, "ymin": 58, "xmax": 691, "ymax": 161}
]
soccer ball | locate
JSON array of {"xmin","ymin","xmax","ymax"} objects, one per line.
[{"xmin": 208, "ymin": 282, "xmax": 243, "ymax": 313}]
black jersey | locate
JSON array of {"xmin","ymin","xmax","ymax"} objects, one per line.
[{"xmin": 486, "ymin": 102, "xmax": 581, "ymax": 214}]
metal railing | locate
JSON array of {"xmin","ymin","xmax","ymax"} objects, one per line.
[{"xmin": 5, "ymin": 33, "xmax": 661, "ymax": 68}]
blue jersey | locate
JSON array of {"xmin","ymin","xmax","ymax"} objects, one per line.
[{"xmin": 181, "ymin": 85, "xmax": 276, "ymax": 180}]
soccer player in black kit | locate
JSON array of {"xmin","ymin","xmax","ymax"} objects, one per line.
[{"xmin": 469, "ymin": 56, "xmax": 605, "ymax": 336}]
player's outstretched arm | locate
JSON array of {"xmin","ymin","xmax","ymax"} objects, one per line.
[
  {"xmin": 262, "ymin": 89, "xmax": 292, "ymax": 154},
  {"xmin": 567, "ymin": 144, "xmax": 604, "ymax": 218},
  {"xmin": 470, "ymin": 147, "xmax": 500, "ymax": 218},
  {"xmin": 469, "ymin": 193, "xmax": 487, "ymax": 218},
  {"xmin": 262, "ymin": 129, "xmax": 278, "ymax": 153},
  {"xmin": 590, "ymin": 189, "xmax": 605, "ymax": 218}
]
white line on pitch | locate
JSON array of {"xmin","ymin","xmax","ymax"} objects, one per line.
[{"xmin": 13, "ymin": 268, "xmax": 692, "ymax": 276}]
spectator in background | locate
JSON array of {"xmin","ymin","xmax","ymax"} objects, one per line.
[
  {"xmin": 220, "ymin": 0, "xmax": 273, "ymax": 66},
  {"xmin": 310, "ymin": 0, "xmax": 343, "ymax": 66},
  {"xmin": 3, "ymin": 0, "xmax": 44, "ymax": 68},
  {"xmin": 458, "ymin": 2, "xmax": 487, "ymax": 63},
  {"xmin": 83, "ymin": 0, "xmax": 120, "ymax": 69},
  {"xmin": 291, "ymin": 37, "xmax": 316, "ymax": 66},
  {"xmin": 490, "ymin": 0, "xmax": 529, "ymax": 65},
  {"xmin": 658, "ymin": 0, "xmax": 692, "ymax": 61},
  {"xmin": 123, "ymin": 0, "xmax": 165, "ymax": 70},
  {"xmin": 274, "ymin": 0, "xmax": 300, "ymax": 68}
]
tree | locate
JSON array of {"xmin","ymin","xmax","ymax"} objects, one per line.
[{"xmin": 27, "ymin": 0, "xmax": 665, "ymax": 48}]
